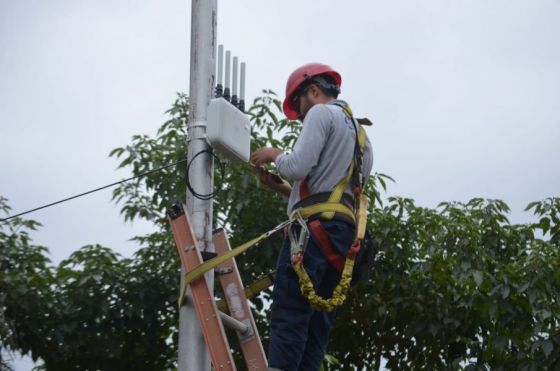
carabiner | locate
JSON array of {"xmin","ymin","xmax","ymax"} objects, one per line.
[{"xmin": 288, "ymin": 211, "xmax": 310, "ymax": 264}]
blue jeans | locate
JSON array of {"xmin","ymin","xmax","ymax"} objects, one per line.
[{"xmin": 267, "ymin": 220, "xmax": 355, "ymax": 371}]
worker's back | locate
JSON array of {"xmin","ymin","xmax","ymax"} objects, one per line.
[{"xmin": 276, "ymin": 99, "xmax": 373, "ymax": 213}]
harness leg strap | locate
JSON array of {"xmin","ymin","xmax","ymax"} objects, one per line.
[{"xmin": 308, "ymin": 220, "xmax": 345, "ymax": 272}]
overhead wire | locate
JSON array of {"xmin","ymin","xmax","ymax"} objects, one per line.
[
  {"xmin": 2, "ymin": 148, "xmax": 227, "ymax": 223},
  {"xmin": 1, "ymin": 157, "xmax": 193, "ymax": 223}
]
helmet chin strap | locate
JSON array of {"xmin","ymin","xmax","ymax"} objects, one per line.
[
  {"xmin": 296, "ymin": 96, "xmax": 314, "ymax": 122},
  {"xmin": 297, "ymin": 105, "xmax": 308, "ymax": 121}
]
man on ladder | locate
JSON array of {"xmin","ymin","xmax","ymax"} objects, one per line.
[{"xmin": 251, "ymin": 63, "xmax": 374, "ymax": 371}]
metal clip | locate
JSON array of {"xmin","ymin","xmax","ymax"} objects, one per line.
[
  {"xmin": 288, "ymin": 211, "xmax": 310, "ymax": 262},
  {"xmin": 375, "ymin": 251, "xmax": 386, "ymax": 263},
  {"xmin": 215, "ymin": 267, "xmax": 233, "ymax": 275}
]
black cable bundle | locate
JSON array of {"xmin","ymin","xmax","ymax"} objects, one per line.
[{"xmin": 184, "ymin": 149, "xmax": 225, "ymax": 201}]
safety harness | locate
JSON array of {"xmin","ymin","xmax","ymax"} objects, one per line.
[{"xmin": 287, "ymin": 102, "xmax": 369, "ymax": 311}]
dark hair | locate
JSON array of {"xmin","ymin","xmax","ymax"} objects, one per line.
[{"xmin": 311, "ymin": 74, "xmax": 340, "ymax": 98}]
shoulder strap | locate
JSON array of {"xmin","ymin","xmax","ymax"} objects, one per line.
[{"xmin": 320, "ymin": 102, "xmax": 366, "ymax": 220}]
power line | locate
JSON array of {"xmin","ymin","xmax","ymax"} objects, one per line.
[{"xmin": 0, "ymin": 158, "xmax": 189, "ymax": 223}]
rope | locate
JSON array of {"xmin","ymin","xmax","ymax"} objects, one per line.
[{"xmin": 292, "ymin": 241, "xmax": 360, "ymax": 311}]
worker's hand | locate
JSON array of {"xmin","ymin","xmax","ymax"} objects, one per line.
[
  {"xmin": 251, "ymin": 147, "xmax": 282, "ymax": 166},
  {"xmin": 254, "ymin": 165, "xmax": 283, "ymax": 185},
  {"xmin": 253, "ymin": 165, "xmax": 292, "ymax": 196}
]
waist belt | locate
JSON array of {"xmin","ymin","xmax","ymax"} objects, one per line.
[{"xmin": 291, "ymin": 192, "xmax": 356, "ymax": 225}]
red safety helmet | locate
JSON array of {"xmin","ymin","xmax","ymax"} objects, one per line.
[{"xmin": 282, "ymin": 63, "xmax": 342, "ymax": 120}]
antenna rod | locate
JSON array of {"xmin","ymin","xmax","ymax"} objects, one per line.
[
  {"xmin": 224, "ymin": 50, "xmax": 231, "ymax": 101},
  {"xmin": 216, "ymin": 44, "xmax": 224, "ymax": 97},
  {"xmin": 239, "ymin": 62, "xmax": 246, "ymax": 112},
  {"xmin": 232, "ymin": 56, "xmax": 238, "ymax": 107}
]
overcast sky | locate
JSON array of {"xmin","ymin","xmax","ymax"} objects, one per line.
[{"xmin": 1, "ymin": 1, "xmax": 559, "ymax": 369}]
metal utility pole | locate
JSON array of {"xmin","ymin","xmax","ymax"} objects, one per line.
[{"xmin": 180, "ymin": 0, "xmax": 217, "ymax": 370}]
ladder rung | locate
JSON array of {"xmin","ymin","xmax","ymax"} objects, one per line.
[{"xmin": 219, "ymin": 311, "xmax": 251, "ymax": 337}]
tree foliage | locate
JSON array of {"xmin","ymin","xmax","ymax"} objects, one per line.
[
  {"xmin": 0, "ymin": 197, "xmax": 178, "ymax": 369},
  {"xmin": 1, "ymin": 92, "xmax": 559, "ymax": 370},
  {"xmin": 331, "ymin": 197, "xmax": 560, "ymax": 370}
]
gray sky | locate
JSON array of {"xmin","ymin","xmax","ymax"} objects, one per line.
[{"xmin": 1, "ymin": 1, "xmax": 560, "ymax": 369}]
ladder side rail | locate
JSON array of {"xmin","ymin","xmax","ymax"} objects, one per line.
[{"xmin": 213, "ymin": 228, "xmax": 268, "ymax": 371}]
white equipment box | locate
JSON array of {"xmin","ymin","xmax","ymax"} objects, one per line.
[{"xmin": 207, "ymin": 98, "xmax": 251, "ymax": 164}]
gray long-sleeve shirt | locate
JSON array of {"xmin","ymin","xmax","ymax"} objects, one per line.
[{"xmin": 276, "ymin": 100, "xmax": 374, "ymax": 214}]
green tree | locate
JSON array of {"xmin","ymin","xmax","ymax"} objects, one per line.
[
  {"xmin": 330, "ymin": 197, "xmax": 560, "ymax": 370},
  {"xmin": 1, "ymin": 91, "xmax": 559, "ymax": 370},
  {"xmin": 0, "ymin": 196, "xmax": 52, "ymax": 370},
  {"xmin": 1, "ymin": 195, "xmax": 178, "ymax": 370}
]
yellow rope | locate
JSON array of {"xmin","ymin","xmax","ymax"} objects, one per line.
[{"xmin": 292, "ymin": 252, "xmax": 356, "ymax": 311}]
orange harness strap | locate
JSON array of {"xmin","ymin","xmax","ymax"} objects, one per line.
[{"xmin": 300, "ymin": 180, "xmax": 346, "ymax": 272}]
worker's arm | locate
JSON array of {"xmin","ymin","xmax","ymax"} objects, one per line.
[
  {"xmin": 251, "ymin": 104, "xmax": 330, "ymax": 188},
  {"xmin": 274, "ymin": 105, "xmax": 331, "ymax": 180}
]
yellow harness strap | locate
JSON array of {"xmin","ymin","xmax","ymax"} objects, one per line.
[
  {"xmin": 321, "ymin": 125, "xmax": 366, "ymax": 220},
  {"xmin": 290, "ymin": 202, "xmax": 355, "ymax": 222}
]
